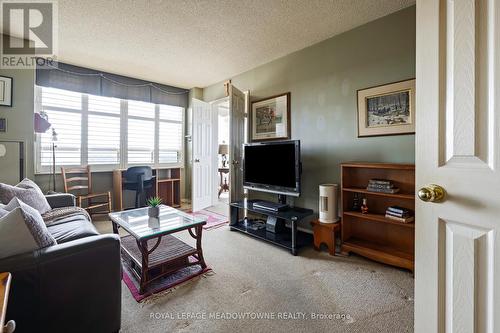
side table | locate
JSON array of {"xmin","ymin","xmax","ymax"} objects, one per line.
[{"xmin": 311, "ymin": 220, "xmax": 341, "ymax": 256}]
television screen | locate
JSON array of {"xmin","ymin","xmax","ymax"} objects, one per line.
[{"xmin": 243, "ymin": 140, "xmax": 301, "ymax": 196}]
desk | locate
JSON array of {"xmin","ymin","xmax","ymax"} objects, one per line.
[
  {"xmin": 218, "ymin": 167, "xmax": 229, "ymax": 197},
  {"xmin": 112, "ymin": 167, "xmax": 181, "ymax": 211}
]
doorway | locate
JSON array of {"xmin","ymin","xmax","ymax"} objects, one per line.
[{"xmin": 209, "ymin": 98, "xmax": 230, "ymax": 217}]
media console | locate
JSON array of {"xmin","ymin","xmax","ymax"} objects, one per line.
[{"xmin": 229, "ymin": 199, "xmax": 314, "ymax": 255}]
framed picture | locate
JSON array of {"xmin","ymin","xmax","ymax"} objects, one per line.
[
  {"xmin": 357, "ymin": 79, "xmax": 415, "ymax": 137},
  {"xmin": 251, "ymin": 92, "xmax": 290, "ymax": 141},
  {"xmin": 0, "ymin": 118, "xmax": 5, "ymax": 132},
  {"xmin": 0, "ymin": 76, "xmax": 13, "ymax": 107}
]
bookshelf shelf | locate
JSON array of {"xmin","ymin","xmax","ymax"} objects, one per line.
[
  {"xmin": 343, "ymin": 211, "xmax": 415, "ymax": 228},
  {"xmin": 342, "ymin": 187, "xmax": 415, "ymax": 200},
  {"xmin": 341, "ymin": 162, "xmax": 415, "ymax": 272}
]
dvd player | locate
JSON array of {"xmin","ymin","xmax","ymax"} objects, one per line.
[{"xmin": 253, "ymin": 200, "xmax": 289, "ymax": 212}]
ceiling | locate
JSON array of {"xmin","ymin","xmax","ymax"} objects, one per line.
[{"xmin": 15, "ymin": 0, "xmax": 415, "ymax": 88}]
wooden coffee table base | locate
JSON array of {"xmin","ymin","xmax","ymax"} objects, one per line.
[{"xmin": 118, "ymin": 225, "xmax": 206, "ymax": 294}]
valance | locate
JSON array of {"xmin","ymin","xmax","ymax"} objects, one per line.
[{"xmin": 36, "ymin": 61, "xmax": 189, "ymax": 108}]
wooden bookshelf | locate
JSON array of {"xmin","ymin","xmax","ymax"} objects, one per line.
[{"xmin": 340, "ymin": 162, "xmax": 415, "ymax": 272}]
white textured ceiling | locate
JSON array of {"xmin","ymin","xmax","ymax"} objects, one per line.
[{"xmin": 50, "ymin": 0, "xmax": 415, "ymax": 88}]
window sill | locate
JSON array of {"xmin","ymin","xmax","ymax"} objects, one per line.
[{"xmin": 35, "ymin": 164, "xmax": 184, "ymax": 175}]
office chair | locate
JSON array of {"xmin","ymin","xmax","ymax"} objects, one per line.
[{"xmin": 123, "ymin": 166, "xmax": 155, "ymax": 208}]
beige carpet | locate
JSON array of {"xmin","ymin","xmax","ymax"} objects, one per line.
[{"xmin": 94, "ymin": 220, "xmax": 414, "ymax": 333}]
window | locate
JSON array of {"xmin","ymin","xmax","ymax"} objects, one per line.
[
  {"xmin": 127, "ymin": 100, "xmax": 155, "ymax": 164},
  {"xmin": 39, "ymin": 88, "xmax": 82, "ymax": 166},
  {"xmin": 88, "ymin": 94, "xmax": 121, "ymax": 165},
  {"xmin": 35, "ymin": 86, "xmax": 184, "ymax": 172},
  {"xmin": 159, "ymin": 105, "xmax": 183, "ymax": 164}
]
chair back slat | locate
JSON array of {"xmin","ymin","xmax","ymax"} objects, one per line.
[
  {"xmin": 67, "ymin": 185, "xmax": 89, "ymax": 191},
  {"xmin": 61, "ymin": 165, "xmax": 92, "ymax": 195}
]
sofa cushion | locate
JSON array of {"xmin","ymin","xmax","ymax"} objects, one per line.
[
  {"xmin": 47, "ymin": 218, "xmax": 99, "ymax": 244},
  {"xmin": 0, "ymin": 178, "xmax": 51, "ymax": 214},
  {"xmin": 0, "ymin": 198, "xmax": 57, "ymax": 259}
]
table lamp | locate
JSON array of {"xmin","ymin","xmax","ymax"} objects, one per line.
[{"xmin": 218, "ymin": 144, "xmax": 228, "ymax": 167}]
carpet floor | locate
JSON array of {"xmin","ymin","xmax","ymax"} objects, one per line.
[{"xmin": 94, "ymin": 220, "xmax": 414, "ymax": 333}]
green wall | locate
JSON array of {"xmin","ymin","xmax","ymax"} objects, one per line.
[
  {"xmin": 0, "ymin": 67, "xmax": 35, "ymax": 181},
  {"xmin": 203, "ymin": 6, "xmax": 416, "ymax": 214}
]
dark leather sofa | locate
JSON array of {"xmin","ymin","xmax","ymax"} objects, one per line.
[{"xmin": 0, "ymin": 194, "xmax": 121, "ymax": 333}]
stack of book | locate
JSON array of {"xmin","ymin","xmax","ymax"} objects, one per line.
[
  {"xmin": 385, "ymin": 206, "xmax": 414, "ymax": 223},
  {"xmin": 366, "ymin": 179, "xmax": 400, "ymax": 194}
]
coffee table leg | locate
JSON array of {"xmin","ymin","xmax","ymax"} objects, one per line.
[
  {"xmin": 137, "ymin": 239, "xmax": 149, "ymax": 294},
  {"xmin": 112, "ymin": 221, "xmax": 119, "ymax": 234},
  {"xmin": 195, "ymin": 225, "xmax": 207, "ymax": 269}
]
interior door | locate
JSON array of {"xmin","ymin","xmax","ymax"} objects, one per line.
[
  {"xmin": 192, "ymin": 98, "xmax": 213, "ymax": 212},
  {"xmin": 228, "ymin": 84, "xmax": 246, "ymax": 203},
  {"xmin": 415, "ymin": 1, "xmax": 500, "ymax": 332}
]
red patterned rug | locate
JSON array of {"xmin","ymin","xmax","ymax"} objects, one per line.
[
  {"xmin": 185, "ymin": 209, "xmax": 228, "ymax": 230},
  {"xmin": 122, "ymin": 259, "xmax": 212, "ymax": 303}
]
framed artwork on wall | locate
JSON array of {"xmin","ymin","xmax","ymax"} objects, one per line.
[
  {"xmin": 250, "ymin": 92, "xmax": 290, "ymax": 141},
  {"xmin": 0, "ymin": 76, "xmax": 13, "ymax": 107},
  {"xmin": 357, "ymin": 79, "xmax": 415, "ymax": 137}
]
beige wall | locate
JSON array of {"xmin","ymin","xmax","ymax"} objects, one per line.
[{"xmin": 203, "ymin": 6, "xmax": 416, "ymax": 221}]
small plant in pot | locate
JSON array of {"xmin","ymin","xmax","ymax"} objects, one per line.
[{"xmin": 147, "ymin": 197, "xmax": 162, "ymax": 218}]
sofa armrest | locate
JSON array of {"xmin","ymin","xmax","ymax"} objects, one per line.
[
  {"xmin": 45, "ymin": 193, "xmax": 76, "ymax": 208},
  {"xmin": 0, "ymin": 234, "xmax": 122, "ymax": 333}
]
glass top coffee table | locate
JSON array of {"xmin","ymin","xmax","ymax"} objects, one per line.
[{"xmin": 109, "ymin": 205, "xmax": 207, "ymax": 294}]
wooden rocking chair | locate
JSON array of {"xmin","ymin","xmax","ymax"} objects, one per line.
[{"xmin": 61, "ymin": 165, "xmax": 112, "ymax": 217}]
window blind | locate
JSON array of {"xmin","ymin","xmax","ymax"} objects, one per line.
[{"xmin": 35, "ymin": 86, "xmax": 185, "ymax": 172}]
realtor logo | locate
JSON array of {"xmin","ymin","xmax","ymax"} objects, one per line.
[{"xmin": 1, "ymin": 0, "xmax": 58, "ymax": 68}]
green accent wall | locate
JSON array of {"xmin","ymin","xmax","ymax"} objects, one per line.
[
  {"xmin": 0, "ymin": 66, "xmax": 35, "ymax": 181},
  {"xmin": 203, "ymin": 6, "xmax": 416, "ymax": 214}
]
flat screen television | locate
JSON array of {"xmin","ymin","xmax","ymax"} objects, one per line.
[{"xmin": 243, "ymin": 140, "xmax": 301, "ymax": 197}]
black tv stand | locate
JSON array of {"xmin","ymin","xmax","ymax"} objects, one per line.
[{"xmin": 229, "ymin": 199, "xmax": 314, "ymax": 255}]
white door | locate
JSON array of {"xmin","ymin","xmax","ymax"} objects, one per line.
[
  {"xmin": 415, "ymin": 1, "xmax": 500, "ymax": 332},
  {"xmin": 228, "ymin": 85, "xmax": 246, "ymax": 203},
  {"xmin": 192, "ymin": 98, "xmax": 214, "ymax": 212}
]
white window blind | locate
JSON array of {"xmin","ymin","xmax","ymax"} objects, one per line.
[
  {"xmin": 159, "ymin": 105, "xmax": 183, "ymax": 164},
  {"xmin": 39, "ymin": 88, "xmax": 82, "ymax": 166},
  {"xmin": 127, "ymin": 100, "xmax": 155, "ymax": 164},
  {"xmin": 35, "ymin": 86, "xmax": 185, "ymax": 172},
  {"xmin": 88, "ymin": 95, "xmax": 121, "ymax": 165}
]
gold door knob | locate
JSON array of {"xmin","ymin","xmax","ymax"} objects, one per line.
[{"xmin": 418, "ymin": 184, "xmax": 446, "ymax": 202}]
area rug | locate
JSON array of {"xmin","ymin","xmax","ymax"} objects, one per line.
[
  {"xmin": 185, "ymin": 209, "xmax": 229, "ymax": 230},
  {"xmin": 122, "ymin": 260, "xmax": 212, "ymax": 303}
]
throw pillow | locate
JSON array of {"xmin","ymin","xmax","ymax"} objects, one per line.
[
  {"xmin": 0, "ymin": 178, "xmax": 51, "ymax": 214},
  {"xmin": 0, "ymin": 198, "xmax": 57, "ymax": 259}
]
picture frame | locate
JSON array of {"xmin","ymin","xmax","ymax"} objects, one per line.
[
  {"xmin": 0, "ymin": 118, "xmax": 5, "ymax": 132},
  {"xmin": 0, "ymin": 76, "xmax": 13, "ymax": 107},
  {"xmin": 250, "ymin": 92, "xmax": 291, "ymax": 141},
  {"xmin": 357, "ymin": 79, "xmax": 415, "ymax": 137}
]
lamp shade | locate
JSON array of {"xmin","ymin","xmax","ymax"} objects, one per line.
[
  {"xmin": 218, "ymin": 144, "xmax": 228, "ymax": 155},
  {"xmin": 34, "ymin": 113, "xmax": 51, "ymax": 133}
]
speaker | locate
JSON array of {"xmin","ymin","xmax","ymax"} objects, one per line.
[{"xmin": 319, "ymin": 184, "xmax": 340, "ymax": 223}]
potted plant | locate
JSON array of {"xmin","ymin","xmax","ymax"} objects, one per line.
[{"xmin": 147, "ymin": 197, "xmax": 162, "ymax": 218}]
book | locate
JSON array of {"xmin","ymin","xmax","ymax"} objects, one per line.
[
  {"xmin": 366, "ymin": 183, "xmax": 394, "ymax": 189},
  {"xmin": 387, "ymin": 206, "xmax": 411, "ymax": 214},
  {"xmin": 385, "ymin": 214, "xmax": 414, "ymax": 223},
  {"xmin": 368, "ymin": 179, "xmax": 393, "ymax": 185},
  {"xmin": 385, "ymin": 210, "xmax": 411, "ymax": 218},
  {"xmin": 366, "ymin": 186, "xmax": 400, "ymax": 194}
]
